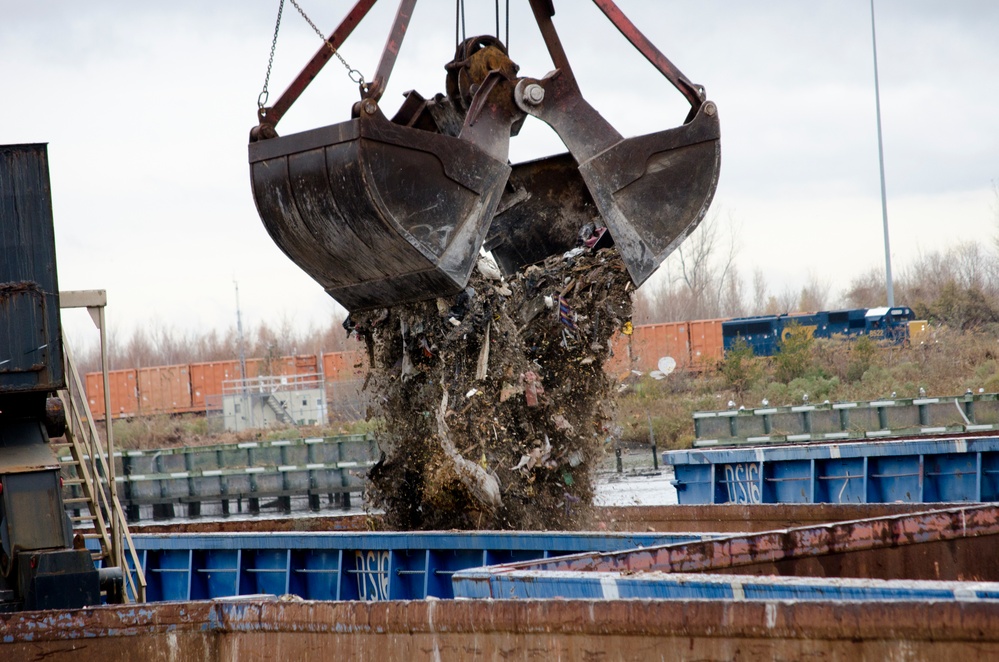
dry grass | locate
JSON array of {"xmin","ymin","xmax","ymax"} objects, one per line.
[{"xmin": 612, "ymin": 325, "xmax": 999, "ymax": 452}]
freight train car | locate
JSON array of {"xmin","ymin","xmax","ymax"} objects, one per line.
[
  {"xmin": 84, "ymin": 308, "xmax": 920, "ymax": 420},
  {"xmin": 605, "ymin": 319, "xmax": 725, "ymax": 378},
  {"xmin": 722, "ymin": 306, "xmax": 917, "ymax": 357},
  {"xmin": 87, "ymin": 353, "xmax": 355, "ymax": 421}
]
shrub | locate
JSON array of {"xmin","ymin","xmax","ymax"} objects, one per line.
[
  {"xmin": 846, "ymin": 335, "xmax": 878, "ymax": 383},
  {"xmin": 719, "ymin": 337, "xmax": 761, "ymax": 395},
  {"xmin": 774, "ymin": 323, "xmax": 814, "ymax": 383}
]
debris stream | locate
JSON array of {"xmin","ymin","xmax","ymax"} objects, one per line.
[{"xmin": 352, "ymin": 245, "xmax": 633, "ymax": 530}]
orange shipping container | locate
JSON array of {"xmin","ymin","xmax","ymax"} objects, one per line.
[
  {"xmin": 687, "ymin": 318, "xmax": 725, "ymax": 370},
  {"xmin": 191, "ymin": 355, "xmax": 320, "ymax": 411},
  {"xmin": 137, "ymin": 364, "xmax": 192, "ymax": 415},
  {"xmin": 322, "ymin": 350, "xmax": 368, "ymax": 383},
  {"xmin": 191, "ymin": 360, "xmax": 250, "ymax": 411},
  {"xmin": 86, "ymin": 369, "xmax": 139, "ymax": 421},
  {"xmin": 265, "ymin": 354, "xmax": 319, "ymax": 379},
  {"xmin": 602, "ymin": 331, "xmax": 631, "ymax": 379},
  {"xmin": 631, "ymin": 322, "xmax": 691, "ymax": 372}
]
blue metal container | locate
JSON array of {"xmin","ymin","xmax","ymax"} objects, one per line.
[
  {"xmin": 95, "ymin": 531, "xmax": 715, "ymax": 603},
  {"xmin": 666, "ymin": 436, "xmax": 999, "ymax": 505},
  {"xmin": 452, "ymin": 569, "xmax": 999, "ymax": 602}
]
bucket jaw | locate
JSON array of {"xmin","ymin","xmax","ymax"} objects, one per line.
[
  {"xmin": 487, "ymin": 0, "xmax": 722, "ymax": 287},
  {"xmin": 501, "ymin": 72, "xmax": 720, "ymax": 286},
  {"xmin": 249, "ymin": 101, "xmax": 515, "ymax": 311},
  {"xmin": 249, "ymin": 24, "xmax": 526, "ymax": 311}
]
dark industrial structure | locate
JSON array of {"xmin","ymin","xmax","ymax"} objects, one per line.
[{"xmin": 0, "ymin": 144, "xmax": 108, "ymax": 611}]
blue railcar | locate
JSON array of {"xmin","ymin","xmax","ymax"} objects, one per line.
[{"xmin": 722, "ymin": 306, "xmax": 914, "ymax": 356}]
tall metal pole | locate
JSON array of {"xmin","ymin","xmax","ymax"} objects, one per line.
[
  {"xmin": 870, "ymin": 0, "xmax": 895, "ymax": 307},
  {"xmin": 235, "ymin": 281, "xmax": 252, "ymax": 429},
  {"xmin": 98, "ymin": 305, "xmax": 122, "ymax": 572}
]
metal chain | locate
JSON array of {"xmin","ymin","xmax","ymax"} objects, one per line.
[
  {"xmin": 258, "ymin": 0, "xmax": 286, "ymax": 108},
  {"xmin": 289, "ymin": 0, "xmax": 367, "ymax": 88}
]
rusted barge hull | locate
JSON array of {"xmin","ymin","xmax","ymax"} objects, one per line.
[
  {"xmin": 476, "ymin": 503, "xmax": 999, "ymax": 582},
  {"xmin": 4, "ymin": 598, "xmax": 999, "ymax": 661},
  {"xmin": 593, "ymin": 502, "xmax": 945, "ymax": 532},
  {"xmin": 120, "ymin": 502, "xmax": 943, "ymax": 535}
]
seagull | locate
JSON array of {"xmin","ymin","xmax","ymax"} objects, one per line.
[
  {"xmin": 891, "ymin": 391, "xmax": 897, "ymax": 398},
  {"xmin": 918, "ymin": 387, "xmax": 926, "ymax": 397},
  {"xmin": 761, "ymin": 398, "xmax": 769, "ymax": 406},
  {"xmin": 728, "ymin": 400, "xmax": 736, "ymax": 408},
  {"xmin": 802, "ymin": 393, "xmax": 809, "ymax": 403}
]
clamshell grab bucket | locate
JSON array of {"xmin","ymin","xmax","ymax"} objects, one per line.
[
  {"xmin": 486, "ymin": 0, "xmax": 722, "ymax": 286},
  {"xmin": 577, "ymin": 101, "xmax": 721, "ymax": 286},
  {"xmin": 249, "ymin": 109, "xmax": 511, "ymax": 311},
  {"xmin": 487, "ymin": 101, "xmax": 720, "ymax": 283},
  {"xmin": 248, "ymin": 0, "xmax": 721, "ymax": 308}
]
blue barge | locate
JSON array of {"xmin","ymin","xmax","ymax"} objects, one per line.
[
  {"xmin": 453, "ymin": 570, "xmax": 999, "ymax": 603},
  {"xmin": 665, "ymin": 436, "xmax": 999, "ymax": 505},
  {"xmin": 97, "ymin": 531, "xmax": 711, "ymax": 602}
]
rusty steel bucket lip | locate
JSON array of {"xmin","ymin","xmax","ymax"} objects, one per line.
[{"xmin": 249, "ymin": 114, "xmax": 503, "ymax": 198}]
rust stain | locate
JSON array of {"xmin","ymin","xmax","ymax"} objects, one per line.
[
  {"xmin": 2, "ymin": 598, "xmax": 999, "ymax": 660},
  {"xmin": 490, "ymin": 504, "xmax": 999, "ymax": 578}
]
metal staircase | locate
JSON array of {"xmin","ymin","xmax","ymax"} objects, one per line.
[
  {"xmin": 264, "ymin": 393, "xmax": 296, "ymax": 426},
  {"xmin": 57, "ymin": 339, "xmax": 147, "ymax": 603}
]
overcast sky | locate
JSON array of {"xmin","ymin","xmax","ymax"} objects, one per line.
[{"xmin": 4, "ymin": 1, "xmax": 997, "ymax": 348}]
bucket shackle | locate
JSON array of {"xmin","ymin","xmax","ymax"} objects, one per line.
[{"xmin": 252, "ymin": 0, "xmax": 408, "ymax": 141}]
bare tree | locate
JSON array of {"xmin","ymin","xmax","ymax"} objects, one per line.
[
  {"xmin": 635, "ymin": 211, "xmax": 742, "ymax": 323},
  {"xmin": 751, "ymin": 268, "xmax": 769, "ymax": 316},
  {"xmin": 763, "ymin": 287, "xmax": 799, "ymax": 316},
  {"xmin": 721, "ymin": 265, "xmax": 747, "ymax": 319},
  {"xmin": 843, "ymin": 267, "xmax": 886, "ymax": 309},
  {"xmin": 71, "ymin": 312, "xmax": 353, "ymax": 376},
  {"xmin": 992, "ymin": 179, "xmax": 999, "ymax": 255},
  {"xmin": 798, "ymin": 273, "xmax": 832, "ymax": 312}
]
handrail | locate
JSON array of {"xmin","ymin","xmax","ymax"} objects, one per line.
[
  {"xmin": 693, "ymin": 393, "xmax": 997, "ymax": 449},
  {"xmin": 61, "ymin": 341, "xmax": 147, "ymax": 603}
]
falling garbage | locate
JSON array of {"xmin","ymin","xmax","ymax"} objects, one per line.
[{"xmin": 352, "ymin": 244, "xmax": 633, "ymax": 530}]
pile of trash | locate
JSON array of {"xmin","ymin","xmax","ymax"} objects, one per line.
[{"xmin": 349, "ymin": 241, "xmax": 633, "ymax": 530}]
